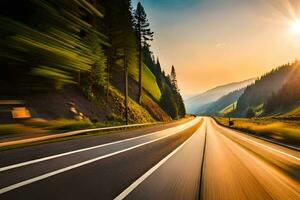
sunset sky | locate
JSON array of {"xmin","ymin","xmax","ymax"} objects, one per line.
[{"xmin": 132, "ymin": 0, "xmax": 300, "ymax": 97}]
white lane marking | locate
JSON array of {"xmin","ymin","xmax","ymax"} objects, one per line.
[
  {"xmin": 0, "ymin": 118, "xmax": 202, "ymax": 195},
  {"xmin": 0, "ymin": 118, "xmax": 200, "ymax": 172},
  {"xmin": 211, "ymin": 119, "xmax": 300, "ymax": 161},
  {"xmin": 114, "ymin": 120, "xmax": 206, "ymax": 200}
]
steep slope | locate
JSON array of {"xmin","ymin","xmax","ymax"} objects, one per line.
[
  {"xmin": 0, "ymin": 0, "xmax": 184, "ymax": 125},
  {"xmin": 235, "ymin": 62, "xmax": 297, "ymax": 117},
  {"xmin": 264, "ymin": 61, "xmax": 300, "ymax": 116},
  {"xmin": 204, "ymin": 88, "xmax": 245, "ymax": 115},
  {"xmin": 129, "ymin": 63, "xmax": 161, "ymax": 101},
  {"xmin": 219, "ymin": 101, "xmax": 237, "ymax": 115},
  {"xmin": 185, "ymin": 78, "xmax": 255, "ymax": 114}
]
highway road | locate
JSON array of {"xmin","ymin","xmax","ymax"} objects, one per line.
[{"xmin": 0, "ymin": 117, "xmax": 299, "ymax": 200}]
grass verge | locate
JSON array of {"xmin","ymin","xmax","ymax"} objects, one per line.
[
  {"xmin": 214, "ymin": 117, "xmax": 300, "ymax": 149},
  {"xmin": 0, "ymin": 123, "xmax": 158, "ymax": 151}
]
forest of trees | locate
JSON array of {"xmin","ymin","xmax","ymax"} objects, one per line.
[
  {"xmin": 234, "ymin": 62, "xmax": 297, "ymax": 117},
  {"xmin": 265, "ymin": 61, "xmax": 300, "ymax": 114},
  {"xmin": 0, "ymin": 0, "xmax": 185, "ymax": 120}
]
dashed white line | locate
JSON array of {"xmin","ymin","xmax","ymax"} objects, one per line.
[
  {"xmin": 0, "ymin": 118, "xmax": 199, "ymax": 172},
  {"xmin": 0, "ymin": 118, "xmax": 201, "ymax": 195},
  {"xmin": 114, "ymin": 120, "xmax": 206, "ymax": 200}
]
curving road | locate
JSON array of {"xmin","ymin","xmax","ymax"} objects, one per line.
[{"xmin": 0, "ymin": 117, "xmax": 299, "ymax": 200}]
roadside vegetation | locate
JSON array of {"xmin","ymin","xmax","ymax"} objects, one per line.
[
  {"xmin": 0, "ymin": 118, "xmax": 106, "ymax": 137},
  {"xmin": 215, "ymin": 117, "xmax": 300, "ymax": 148},
  {"xmin": 0, "ymin": 0, "xmax": 186, "ymax": 143}
]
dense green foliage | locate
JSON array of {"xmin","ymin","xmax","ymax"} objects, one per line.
[
  {"xmin": 134, "ymin": 2, "xmax": 154, "ymax": 103},
  {"xmin": 265, "ymin": 61, "xmax": 300, "ymax": 114},
  {"xmin": 0, "ymin": 0, "xmax": 186, "ymax": 120},
  {"xmin": 129, "ymin": 63, "xmax": 161, "ymax": 101},
  {"xmin": 0, "ymin": 0, "xmax": 108, "ymax": 91},
  {"xmin": 234, "ymin": 62, "xmax": 296, "ymax": 117},
  {"xmin": 160, "ymin": 68, "xmax": 186, "ymax": 119}
]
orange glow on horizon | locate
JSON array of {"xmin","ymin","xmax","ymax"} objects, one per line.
[{"xmin": 149, "ymin": 0, "xmax": 300, "ymax": 96}]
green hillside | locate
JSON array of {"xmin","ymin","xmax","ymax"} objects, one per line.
[
  {"xmin": 0, "ymin": 0, "xmax": 186, "ymax": 127},
  {"xmin": 220, "ymin": 101, "xmax": 237, "ymax": 115},
  {"xmin": 215, "ymin": 117, "xmax": 300, "ymax": 148},
  {"xmin": 264, "ymin": 61, "xmax": 300, "ymax": 116},
  {"xmin": 235, "ymin": 62, "xmax": 298, "ymax": 117},
  {"xmin": 129, "ymin": 63, "xmax": 161, "ymax": 101},
  {"xmin": 204, "ymin": 88, "xmax": 245, "ymax": 115}
]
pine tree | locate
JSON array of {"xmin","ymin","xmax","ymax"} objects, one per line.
[
  {"xmin": 156, "ymin": 58, "xmax": 162, "ymax": 89},
  {"xmin": 102, "ymin": 0, "xmax": 137, "ymax": 124},
  {"xmin": 134, "ymin": 2, "xmax": 154, "ymax": 104},
  {"xmin": 170, "ymin": 65, "xmax": 178, "ymax": 91}
]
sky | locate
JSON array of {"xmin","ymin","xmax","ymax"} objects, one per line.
[{"xmin": 132, "ymin": 0, "xmax": 300, "ymax": 98}]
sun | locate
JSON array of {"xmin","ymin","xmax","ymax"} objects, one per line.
[{"xmin": 290, "ymin": 20, "xmax": 300, "ymax": 34}]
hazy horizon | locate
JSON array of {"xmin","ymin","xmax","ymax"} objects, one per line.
[{"xmin": 132, "ymin": 0, "xmax": 300, "ymax": 96}]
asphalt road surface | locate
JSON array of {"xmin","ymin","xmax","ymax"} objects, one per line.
[{"xmin": 0, "ymin": 117, "xmax": 299, "ymax": 200}]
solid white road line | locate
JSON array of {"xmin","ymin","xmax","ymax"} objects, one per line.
[
  {"xmin": 211, "ymin": 119, "xmax": 300, "ymax": 162},
  {"xmin": 114, "ymin": 119, "xmax": 207, "ymax": 200},
  {"xmin": 0, "ymin": 118, "xmax": 202, "ymax": 195},
  {"xmin": 0, "ymin": 118, "xmax": 199, "ymax": 172}
]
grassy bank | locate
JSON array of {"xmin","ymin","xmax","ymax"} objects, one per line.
[
  {"xmin": 0, "ymin": 118, "xmax": 125, "ymax": 140},
  {"xmin": 215, "ymin": 117, "xmax": 300, "ymax": 148}
]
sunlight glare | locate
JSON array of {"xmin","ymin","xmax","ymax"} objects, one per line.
[{"xmin": 290, "ymin": 20, "xmax": 300, "ymax": 34}]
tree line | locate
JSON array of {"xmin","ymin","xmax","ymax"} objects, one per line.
[
  {"xmin": 234, "ymin": 62, "xmax": 296, "ymax": 117},
  {"xmin": 0, "ymin": 0, "xmax": 185, "ymax": 120},
  {"xmin": 265, "ymin": 61, "xmax": 300, "ymax": 114}
]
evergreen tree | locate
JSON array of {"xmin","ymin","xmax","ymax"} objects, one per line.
[
  {"xmin": 156, "ymin": 58, "xmax": 162, "ymax": 89},
  {"xmin": 159, "ymin": 68, "xmax": 186, "ymax": 119},
  {"xmin": 0, "ymin": 0, "xmax": 187, "ymax": 121},
  {"xmin": 170, "ymin": 65, "xmax": 178, "ymax": 91},
  {"xmin": 102, "ymin": 0, "xmax": 137, "ymax": 124},
  {"xmin": 235, "ymin": 63, "xmax": 295, "ymax": 116},
  {"xmin": 142, "ymin": 45, "xmax": 155, "ymax": 73},
  {"xmin": 134, "ymin": 2, "xmax": 154, "ymax": 104},
  {"xmin": 160, "ymin": 85, "xmax": 178, "ymax": 118}
]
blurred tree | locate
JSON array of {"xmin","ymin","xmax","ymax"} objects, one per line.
[{"xmin": 0, "ymin": 0, "xmax": 108, "ymax": 91}]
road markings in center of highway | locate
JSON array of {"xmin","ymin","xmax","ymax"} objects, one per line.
[
  {"xmin": 0, "ymin": 118, "xmax": 202, "ymax": 195},
  {"xmin": 113, "ymin": 121, "xmax": 206, "ymax": 200},
  {"xmin": 0, "ymin": 118, "xmax": 200, "ymax": 173}
]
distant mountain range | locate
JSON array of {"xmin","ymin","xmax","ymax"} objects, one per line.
[
  {"xmin": 185, "ymin": 61, "xmax": 300, "ymax": 118},
  {"xmin": 185, "ymin": 78, "xmax": 255, "ymax": 114},
  {"xmin": 204, "ymin": 88, "xmax": 246, "ymax": 115}
]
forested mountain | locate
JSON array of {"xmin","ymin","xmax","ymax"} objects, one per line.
[
  {"xmin": 0, "ymin": 0, "xmax": 185, "ymax": 123},
  {"xmin": 204, "ymin": 88, "xmax": 246, "ymax": 115},
  {"xmin": 185, "ymin": 78, "xmax": 255, "ymax": 114},
  {"xmin": 234, "ymin": 61, "xmax": 298, "ymax": 117},
  {"xmin": 265, "ymin": 61, "xmax": 300, "ymax": 115}
]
